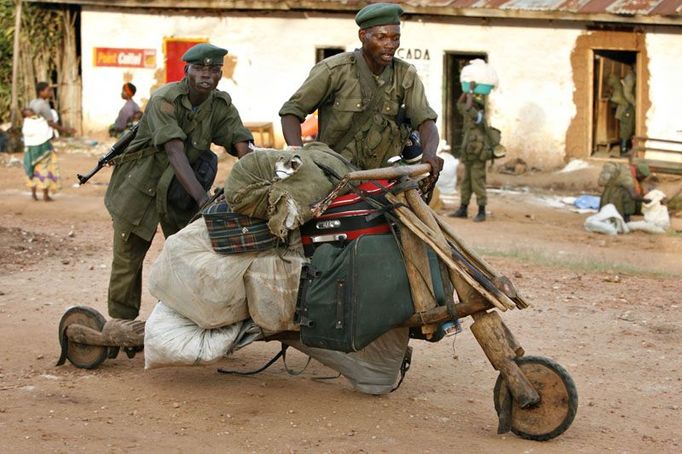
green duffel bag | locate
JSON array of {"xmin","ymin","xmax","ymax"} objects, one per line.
[{"xmin": 297, "ymin": 234, "xmax": 446, "ymax": 352}]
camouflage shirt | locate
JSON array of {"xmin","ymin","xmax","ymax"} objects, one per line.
[
  {"xmin": 279, "ymin": 50, "xmax": 437, "ymax": 170},
  {"xmin": 105, "ymin": 78, "xmax": 252, "ymax": 241}
]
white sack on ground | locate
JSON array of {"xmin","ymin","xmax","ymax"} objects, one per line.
[
  {"xmin": 285, "ymin": 327, "xmax": 409, "ymax": 395},
  {"xmin": 584, "ymin": 203, "xmax": 629, "ymax": 235},
  {"xmin": 144, "ymin": 302, "xmax": 244, "ymax": 369},
  {"xmin": 245, "ymin": 231, "xmax": 306, "ymax": 332},
  {"xmin": 627, "ymin": 189, "xmax": 670, "ymax": 234},
  {"xmin": 148, "ymin": 219, "xmax": 252, "ymax": 329}
]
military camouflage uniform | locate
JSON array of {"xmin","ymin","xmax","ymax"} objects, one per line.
[
  {"xmin": 279, "ymin": 50, "xmax": 437, "ymax": 170},
  {"xmin": 457, "ymin": 99, "xmax": 497, "ymax": 207},
  {"xmin": 104, "ymin": 78, "xmax": 252, "ymax": 319},
  {"xmin": 599, "ymin": 163, "xmax": 642, "ymax": 218}
]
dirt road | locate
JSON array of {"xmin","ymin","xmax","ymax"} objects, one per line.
[{"xmin": 1, "ymin": 149, "xmax": 681, "ymax": 453}]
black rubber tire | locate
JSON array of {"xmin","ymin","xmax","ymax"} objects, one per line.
[
  {"xmin": 494, "ymin": 355, "xmax": 578, "ymax": 441},
  {"xmin": 58, "ymin": 306, "xmax": 108, "ymax": 369}
]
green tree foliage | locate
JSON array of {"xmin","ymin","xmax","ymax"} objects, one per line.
[
  {"xmin": 0, "ymin": 0, "xmax": 15, "ymax": 122},
  {"xmin": 0, "ymin": 0, "xmax": 67, "ymax": 123}
]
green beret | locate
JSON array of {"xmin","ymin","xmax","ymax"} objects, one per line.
[
  {"xmin": 636, "ymin": 162, "xmax": 650, "ymax": 177},
  {"xmin": 355, "ymin": 3, "xmax": 404, "ymax": 29},
  {"xmin": 181, "ymin": 43, "xmax": 228, "ymax": 66}
]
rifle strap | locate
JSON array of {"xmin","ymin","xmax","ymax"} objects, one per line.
[
  {"xmin": 333, "ymin": 50, "xmax": 392, "ymax": 154},
  {"xmin": 110, "ymin": 146, "xmax": 159, "ymax": 166}
]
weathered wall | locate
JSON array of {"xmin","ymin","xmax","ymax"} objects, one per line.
[
  {"xmin": 79, "ymin": 9, "xmax": 679, "ymax": 168},
  {"xmin": 644, "ymin": 26, "xmax": 682, "ymax": 142},
  {"xmin": 567, "ymin": 29, "xmax": 649, "ymax": 161}
]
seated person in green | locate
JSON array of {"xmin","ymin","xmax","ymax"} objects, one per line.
[{"xmin": 599, "ymin": 162, "xmax": 650, "ymax": 222}]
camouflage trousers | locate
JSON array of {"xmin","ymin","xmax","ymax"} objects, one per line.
[{"xmin": 460, "ymin": 160, "xmax": 487, "ymax": 206}]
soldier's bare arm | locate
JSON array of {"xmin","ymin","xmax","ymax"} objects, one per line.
[{"xmin": 281, "ymin": 115, "xmax": 304, "ymax": 148}]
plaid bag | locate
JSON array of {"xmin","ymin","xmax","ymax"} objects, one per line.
[{"xmin": 202, "ymin": 196, "xmax": 279, "ymax": 255}]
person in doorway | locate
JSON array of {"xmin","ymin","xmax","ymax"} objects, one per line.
[
  {"xmin": 25, "ymin": 82, "xmax": 75, "ymax": 201},
  {"xmin": 104, "ymin": 42, "xmax": 253, "ymax": 322},
  {"xmin": 449, "ymin": 81, "xmax": 501, "ymax": 222},
  {"xmin": 607, "ymin": 69, "xmax": 636, "ymax": 156},
  {"xmin": 598, "ymin": 161, "xmax": 650, "ymax": 222},
  {"xmin": 109, "ymin": 82, "xmax": 142, "ymax": 137},
  {"xmin": 279, "ymin": 2, "xmax": 443, "ymax": 180}
]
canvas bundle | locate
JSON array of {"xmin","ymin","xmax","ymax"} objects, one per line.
[{"xmin": 224, "ymin": 143, "xmax": 354, "ymax": 241}]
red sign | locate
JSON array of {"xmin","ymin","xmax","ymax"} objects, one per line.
[
  {"xmin": 93, "ymin": 48, "xmax": 156, "ymax": 68},
  {"xmin": 164, "ymin": 39, "xmax": 206, "ymax": 82}
]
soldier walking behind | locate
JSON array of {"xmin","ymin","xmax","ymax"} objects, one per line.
[{"xmin": 104, "ymin": 43, "xmax": 253, "ymax": 321}]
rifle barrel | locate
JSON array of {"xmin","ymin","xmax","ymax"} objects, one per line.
[
  {"xmin": 76, "ymin": 163, "xmax": 103, "ymax": 185},
  {"xmin": 75, "ymin": 123, "xmax": 140, "ymax": 186}
]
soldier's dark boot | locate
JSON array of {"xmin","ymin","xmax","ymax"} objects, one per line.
[
  {"xmin": 473, "ymin": 205, "xmax": 486, "ymax": 222},
  {"xmin": 620, "ymin": 139, "xmax": 630, "ymax": 156},
  {"xmin": 449, "ymin": 204, "xmax": 468, "ymax": 218}
]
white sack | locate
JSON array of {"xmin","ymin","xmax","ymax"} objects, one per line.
[
  {"xmin": 460, "ymin": 59, "xmax": 499, "ymax": 87},
  {"xmin": 22, "ymin": 116, "xmax": 53, "ymax": 146},
  {"xmin": 245, "ymin": 231, "xmax": 306, "ymax": 332},
  {"xmin": 285, "ymin": 327, "xmax": 410, "ymax": 395},
  {"xmin": 148, "ymin": 219, "xmax": 252, "ymax": 329},
  {"xmin": 627, "ymin": 189, "xmax": 670, "ymax": 234},
  {"xmin": 144, "ymin": 302, "xmax": 244, "ymax": 369},
  {"xmin": 584, "ymin": 203, "xmax": 629, "ymax": 235},
  {"xmin": 436, "ymin": 149, "xmax": 458, "ymax": 198}
]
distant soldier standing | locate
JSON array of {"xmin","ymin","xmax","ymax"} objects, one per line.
[
  {"xmin": 104, "ymin": 43, "xmax": 253, "ymax": 321},
  {"xmin": 279, "ymin": 2, "xmax": 443, "ymax": 178},
  {"xmin": 450, "ymin": 82, "xmax": 502, "ymax": 222}
]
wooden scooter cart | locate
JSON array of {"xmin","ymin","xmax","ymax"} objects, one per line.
[{"xmin": 57, "ymin": 163, "xmax": 578, "ymax": 442}]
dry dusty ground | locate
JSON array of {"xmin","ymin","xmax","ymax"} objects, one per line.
[{"xmin": 0, "ymin": 145, "xmax": 681, "ymax": 453}]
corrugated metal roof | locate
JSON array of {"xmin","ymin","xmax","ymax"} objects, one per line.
[
  {"xmin": 400, "ymin": 0, "xmax": 681, "ymax": 16},
  {"xmin": 28, "ymin": 0, "xmax": 682, "ymax": 24}
]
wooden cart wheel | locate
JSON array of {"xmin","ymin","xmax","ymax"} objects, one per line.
[
  {"xmin": 58, "ymin": 306, "xmax": 108, "ymax": 369},
  {"xmin": 494, "ymin": 355, "xmax": 578, "ymax": 441}
]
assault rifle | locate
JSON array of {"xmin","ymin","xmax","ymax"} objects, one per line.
[{"xmin": 76, "ymin": 123, "xmax": 139, "ymax": 185}]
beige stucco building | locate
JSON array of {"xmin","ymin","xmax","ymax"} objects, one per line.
[{"xmin": 34, "ymin": 1, "xmax": 682, "ymax": 169}]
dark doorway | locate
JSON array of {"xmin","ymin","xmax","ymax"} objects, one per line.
[
  {"xmin": 316, "ymin": 47, "xmax": 344, "ymax": 63},
  {"xmin": 443, "ymin": 52, "xmax": 487, "ymax": 156},
  {"xmin": 592, "ymin": 50, "xmax": 637, "ymax": 157}
]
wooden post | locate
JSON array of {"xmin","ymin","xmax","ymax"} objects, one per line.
[
  {"xmin": 10, "ymin": 0, "xmax": 23, "ymax": 126},
  {"xmin": 403, "ymin": 189, "xmax": 512, "ymax": 312},
  {"xmin": 396, "ymin": 191, "xmax": 438, "ymax": 337},
  {"xmin": 402, "ymin": 297, "xmax": 493, "ymax": 327},
  {"xmin": 386, "ymin": 192, "xmax": 514, "ymax": 311},
  {"xmin": 470, "ymin": 311, "xmax": 539, "ymax": 408},
  {"xmin": 345, "ymin": 163, "xmax": 431, "ymax": 181},
  {"xmin": 66, "ymin": 319, "xmax": 145, "ymax": 348},
  {"xmin": 435, "ymin": 214, "xmax": 528, "ymax": 309}
]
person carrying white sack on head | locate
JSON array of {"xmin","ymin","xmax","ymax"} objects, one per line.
[{"xmin": 449, "ymin": 59, "xmax": 506, "ymax": 222}]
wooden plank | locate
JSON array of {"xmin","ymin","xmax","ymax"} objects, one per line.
[
  {"xmin": 634, "ymin": 136, "xmax": 682, "ymax": 146},
  {"xmin": 386, "ymin": 192, "xmax": 515, "ymax": 311}
]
